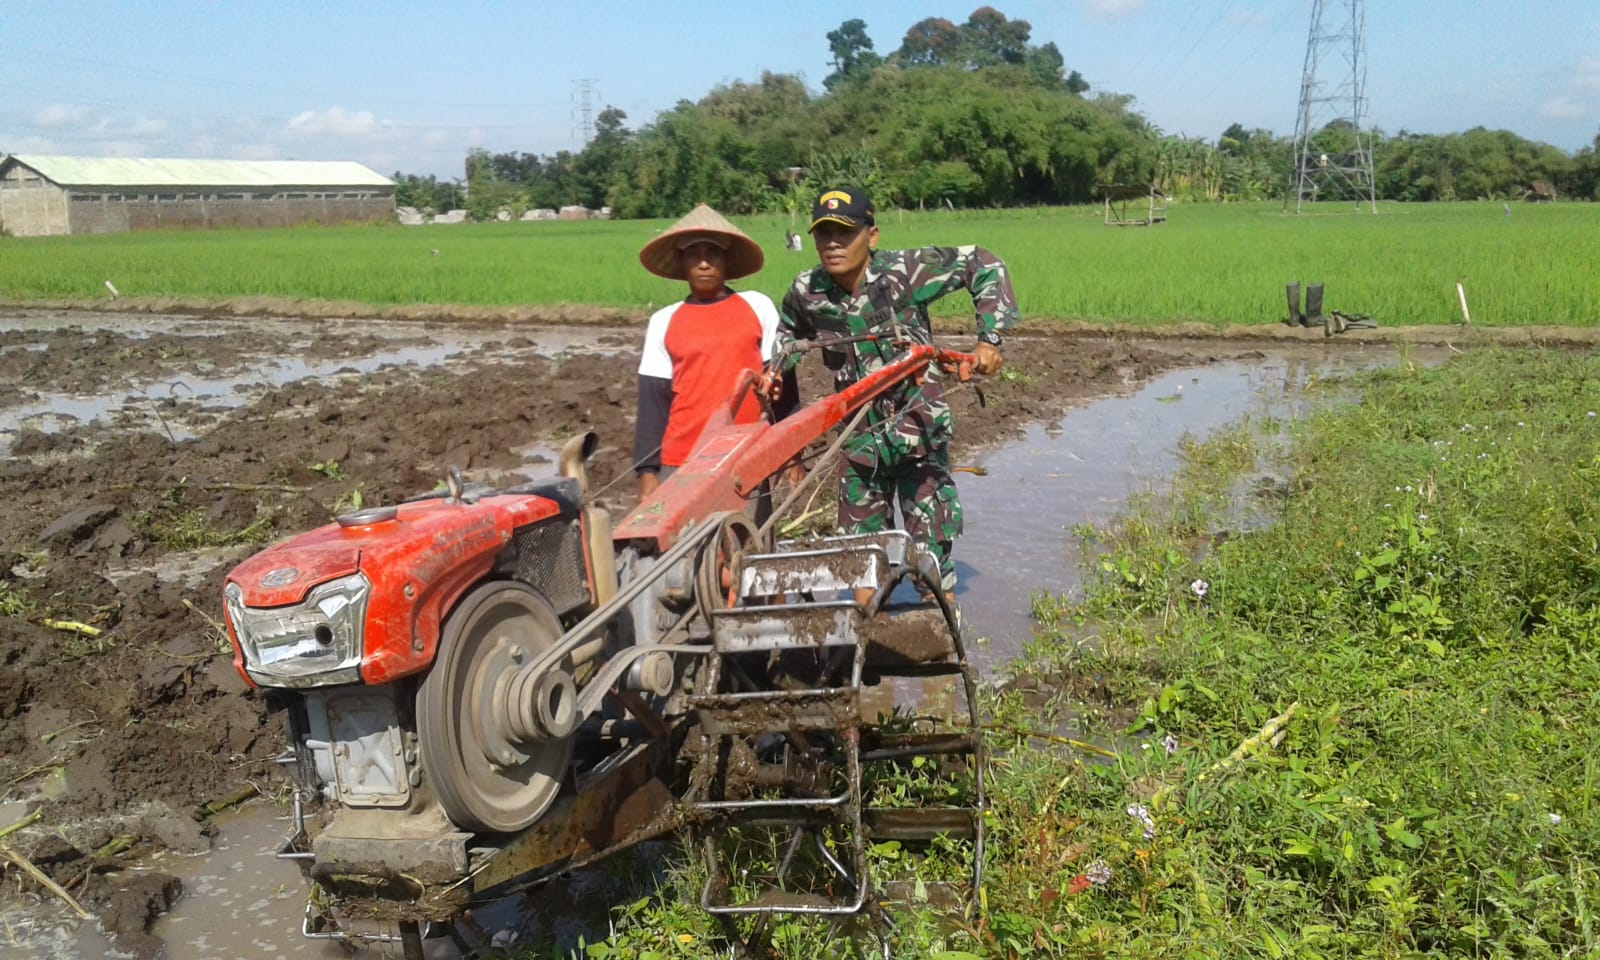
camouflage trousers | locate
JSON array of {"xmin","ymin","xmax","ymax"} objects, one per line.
[{"xmin": 836, "ymin": 443, "xmax": 963, "ymax": 592}]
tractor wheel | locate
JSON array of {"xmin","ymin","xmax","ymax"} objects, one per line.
[{"xmin": 417, "ymin": 581, "xmax": 573, "ymax": 834}]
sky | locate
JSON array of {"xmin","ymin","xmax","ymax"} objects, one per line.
[{"xmin": 4, "ymin": 1, "xmax": 1598, "ymax": 180}]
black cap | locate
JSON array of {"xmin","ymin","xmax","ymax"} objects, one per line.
[{"xmin": 808, "ymin": 186, "xmax": 874, "ymax": 232}]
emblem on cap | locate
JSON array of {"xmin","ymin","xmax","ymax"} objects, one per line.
[{"xmin": 261, "ymin": 567, "xmax": 300, "ymax": 587}]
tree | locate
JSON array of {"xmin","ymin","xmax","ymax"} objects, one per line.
[
  {"xmin": 574, "ymin": 107, "xmax": 632, "ymax": 209},
  {"xmin": 896, "ymin": 17, "xmax": 962, "ymax": 66},
  {"xmin": 1025, "ymin": 41, "xmax": 1065, "ymax": 88},
  {"xmin": 605, "ymin": 104, "xmax": 767, "ymax": 217},
  {"xmin": 961, "ymin": 6, "xmax": 1031, "ymax": 67},
  {"xmin": 463, "ymin": 147, "xmax": 526, "ymax": 221},
  {"xmin": 393, "ymin": 173, "xmax": 461, "ymax": 215},
  {"xmin": 824, "ymin": 19, "xmax": 882, "ymax": 90}
]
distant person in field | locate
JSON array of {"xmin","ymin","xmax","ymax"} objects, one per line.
[
  {"xmin": 634, "ymin": 204, "xmax": 795, "ymax": 499},
  {"xmin": 772, "ymin": 185, "xmax": 1017, "ymax": 611}
]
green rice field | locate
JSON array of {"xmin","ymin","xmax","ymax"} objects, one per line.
[{"xmin": 2, "ymin": 201, "xmax": 1596, "ymax": 326}]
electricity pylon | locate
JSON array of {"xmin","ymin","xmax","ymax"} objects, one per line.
[{"xmin": 1287, "ymin": 0, "xmax": 1377, "ymax": 212}]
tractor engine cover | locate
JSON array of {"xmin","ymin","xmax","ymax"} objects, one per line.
[{"xmin": 224, "ymin": 480, "xmax": 587, "ymax": 690}]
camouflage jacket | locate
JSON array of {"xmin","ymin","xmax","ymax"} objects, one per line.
[{"xmin": 777, "ymin": 245, "xmax": 1019, "ymax": 463}]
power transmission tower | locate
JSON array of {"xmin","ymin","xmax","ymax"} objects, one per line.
[
  {"xmin": 1287, "ymin": 0, "xmax": 1377, "ymax": 213},
  {"xmin": 571, "ymin": 79, "xmax": 600, "ymax": 144}
]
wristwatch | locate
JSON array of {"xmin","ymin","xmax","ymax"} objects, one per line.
[{"xmin": 977, "ymin": 329, "xmax": 1003, "ymax": 347}]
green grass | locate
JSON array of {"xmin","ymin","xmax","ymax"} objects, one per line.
[
  {"xmin": 976, "ymin": 348, "xmax": 1600, "ymax": 957},
  {"xmin": 2, "ymin": 202, "xmax": 1597, "ymax": 326}
]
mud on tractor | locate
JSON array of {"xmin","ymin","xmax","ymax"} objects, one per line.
[{"xmin": 222, "ymin": 341, "xmax": 989, "ymax": 957}]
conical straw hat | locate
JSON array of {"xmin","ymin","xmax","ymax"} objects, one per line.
[{"xmin": 639, "ymin": 204, "xmax": 765, "ymax": 281}]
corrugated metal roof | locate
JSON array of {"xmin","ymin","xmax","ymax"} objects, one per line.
[{"xmin": 6, "ymin": 155, "xmax": 394, "ymax": 188}]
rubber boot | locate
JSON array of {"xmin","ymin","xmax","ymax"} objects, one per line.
[
  {"xmin": 1285, "ymin": 281, "xmax": 1302, "ymax": 327},
  {"xmin": 1303, "ymin": 283, "xmax": 1324, "ymax": 328}
]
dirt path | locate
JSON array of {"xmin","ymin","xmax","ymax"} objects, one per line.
[{"xmin": 0, "ymin": 306, "xmax": 1353, "ymax": 953}]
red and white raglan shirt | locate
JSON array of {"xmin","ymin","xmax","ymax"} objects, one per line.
[{"xmin": 633, "ymin": 290, "xmax": 787, "ymax": 474}]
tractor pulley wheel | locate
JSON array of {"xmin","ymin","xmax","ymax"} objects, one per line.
[
  {"xmin": 416, "ymin": 581, "xmax": 574, "ymax": 834},
  {"xmin": 695, "ymin": 512, "xmax": 763, "ymax": 621}
]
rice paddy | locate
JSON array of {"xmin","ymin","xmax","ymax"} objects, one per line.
[{"xmin": 1, "ymin": 201, "xmax": 1595, "ymax": 326}]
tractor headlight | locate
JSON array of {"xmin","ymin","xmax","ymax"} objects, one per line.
[{"xmin": 225, "ymin": 573, "xmax": 370, "ymax": 687}]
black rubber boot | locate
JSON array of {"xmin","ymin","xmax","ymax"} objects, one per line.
[
  {"xmin": 1285, "ymin": 281, "xmax": 1302, "ymax": 326},
  {"xmin": 1303, "ymin": 283, "xmax": 1324, "ymax": 328}
]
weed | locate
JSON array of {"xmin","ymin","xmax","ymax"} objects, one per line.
[
  {"xmin": 0, "ymin": 581, "xmax": 31, "ymax": 619},
  {"xmin": 308, "ymin": 459, "xmax": 346, "ymax": 480},
  {"xmin": 131, "ymin": 482, "xmax": 276, "ymax": 549}
]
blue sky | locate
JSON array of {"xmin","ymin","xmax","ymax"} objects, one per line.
[{"xmin": 4, "ymin": 1, "xmax": 1597, "ymax": 180}]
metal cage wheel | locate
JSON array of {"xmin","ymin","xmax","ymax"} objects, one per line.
[{"xmin": 417, "ymin": 580, "xmax": 574, "ymax": 834}]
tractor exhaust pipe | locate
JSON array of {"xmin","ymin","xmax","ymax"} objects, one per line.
[{"xmin": 559, "ymin": 432, "xmax": 619, "ymax": 607}]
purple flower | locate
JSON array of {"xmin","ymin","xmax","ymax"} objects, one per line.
[
  {"xmin": 1190, "ymin": 579, "xmax": 1209, "ymax": 599},
  {"xmin": 1162, "ymin": 733, "xmax": 1179, "ymax": 755},
  {"xmin": 1085, "ymin": 859, "xmax": 1113, "ymax": 885}
]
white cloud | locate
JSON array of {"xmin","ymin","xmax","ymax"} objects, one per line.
[
  {"xmin": 31, "ymin": 103, "xmax": 95, "ymax": 128},
  {"xmin": 237, "ymin": 143, "xmax": 285, "ymax": 161},
  {"xmin": 1536, "ymin": 96, "xmax": 1590, "ymax": 120},
  {"xmin": 1575, "ymin": 57, "xmax": 1600, "ymax": 93},
  {"xmin": 1083, "ymin": 0, "xmax": 1147, "ymax": 20},
  {"xmin": 102, "ymin": 141, "xmax": 148, "ymax": 158},
  {"xmin": 127, "ymin": 117, "xmax": 169, "ymax": 137},
  {"xmin": 11, "ymin": 134, "xmax": 67, "ymax": 154},
  {"xmin": 286, "ymin": 107, "xmax": 389, "ymax": 140}
]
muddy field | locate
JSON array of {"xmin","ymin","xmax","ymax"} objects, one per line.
[{"xmin": 0, "ymin": 304, "xmax": 1321, "ymax": 953}]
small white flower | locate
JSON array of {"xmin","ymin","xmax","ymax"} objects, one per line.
[
  {"xmin": 1588, "ymin": 411, "xmax": 1597, "ymax": 417},
  {"xmin": 1190, "ymin": 579, "xmax": 1209, "ymax": 599},
  {"xmin": 1418, "ymin": 513, "xmax": 1428, "ymax": 521},
  {"xmin": 1086, "ymin": 859, "xmax": 1113, "ymax": 885},
  {"xmin": 1549, "ymin": 812, "xmax": 1562, "ymax": 825},
  {"xmin": 1126, "ymin": 802, "xmax": 1156, "ymax": 839},
  {"xmin": 1162, "ymin": 733, "xmax": 1179, "ymax": 755}
]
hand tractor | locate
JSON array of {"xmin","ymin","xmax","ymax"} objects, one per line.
[{"xmin": 222, "ymin": 340, "xmax": 989, "ymax": 957}]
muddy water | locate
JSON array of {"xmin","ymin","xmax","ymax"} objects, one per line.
[{"xmin": 0, "ymin": 313, "xmax": 629, "ymax": 452}]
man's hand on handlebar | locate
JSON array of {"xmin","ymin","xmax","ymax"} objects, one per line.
[
  {"xmin": 757, "ymin": 366, "xmax": 785, "ymax": 402},
  {"xmin": 973, "ymin": 342, "xmax": 1003, "ymax": 376}
]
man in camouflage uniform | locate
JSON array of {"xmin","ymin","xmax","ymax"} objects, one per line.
[{"xmin": 776, "ymin": 185, "xmax": 1018, "ymax": 605}]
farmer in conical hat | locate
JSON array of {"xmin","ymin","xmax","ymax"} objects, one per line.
[{"xmin": 634, "ymin": 204, "xmax": 795, "ymax": 499}]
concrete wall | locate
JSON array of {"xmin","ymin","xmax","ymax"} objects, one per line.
[
  {"xmin": 0, "ymin": 165, "xmax": 395, "ymax": 236},
  {"xmin": 67, "ymin": 190, "xmax": 395, "ymax": 234},
  {"xmin": 0, "ymin": 165, "xmax": 70, "ymax": 236}
]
